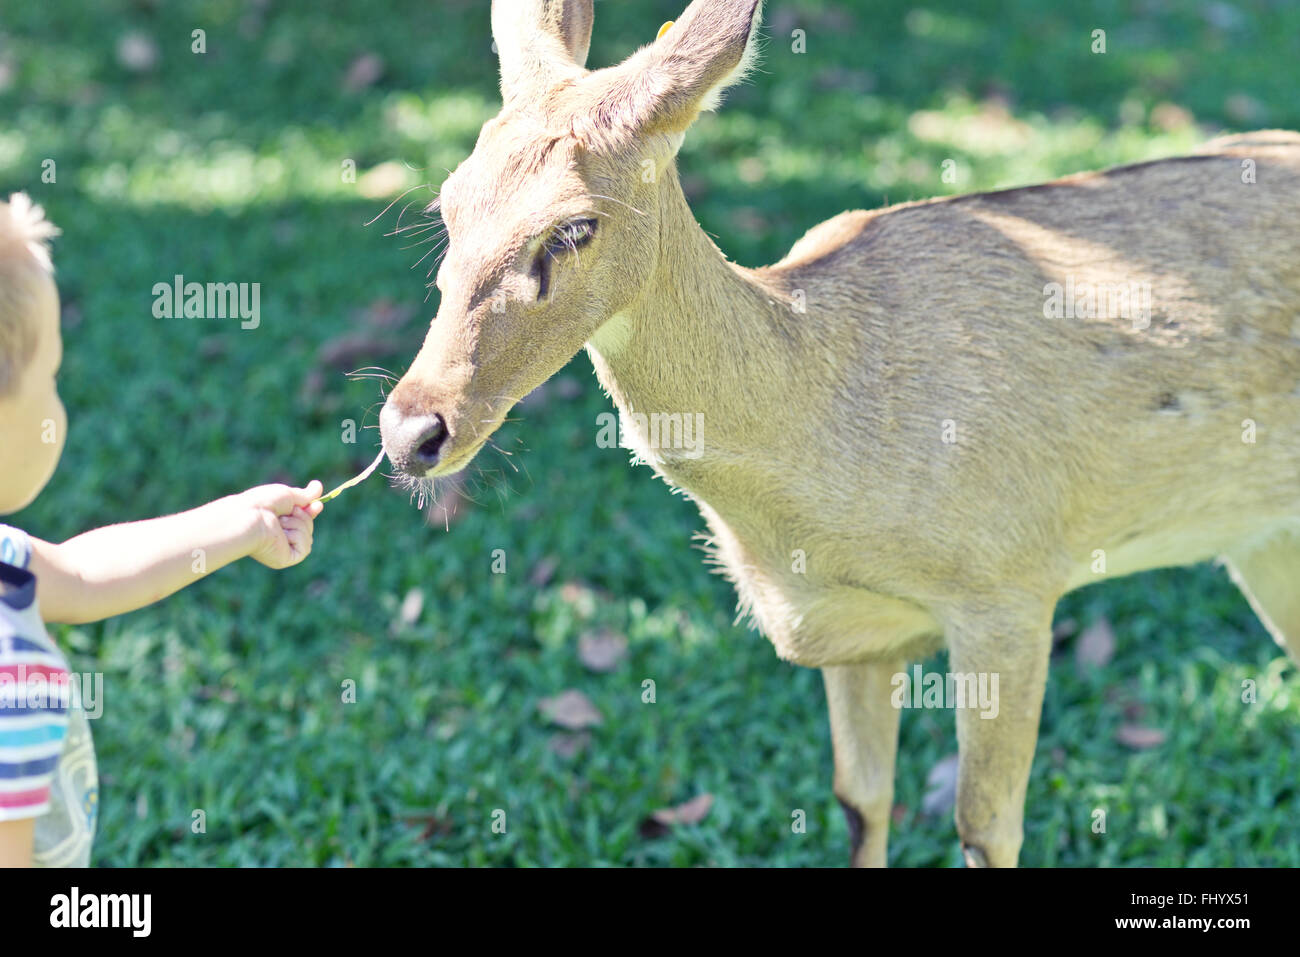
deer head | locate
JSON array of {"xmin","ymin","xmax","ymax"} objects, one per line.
[{"xmin": 379, "ymin": 0, "xmax": 764, "ymax": 477}]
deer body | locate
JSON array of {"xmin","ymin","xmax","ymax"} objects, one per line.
[
  {"xmin": 380, "ymin": 0, "xmax": 1300, "ymax": 866},
  {"xmin": 588, "ymin": 133, "xmax": 1300, "ymax": 670}
]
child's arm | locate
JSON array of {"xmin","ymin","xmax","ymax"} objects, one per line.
[
  {"xmin": 0, "ymin": 820, "xmax": 36, "ymax": 868},
  {"xmin": 27, "ymin": 481, "xmax": 324, "ymax": 625}
]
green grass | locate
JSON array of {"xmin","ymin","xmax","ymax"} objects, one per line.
[{"xmin": 2, "ymin": 0, "xmax": 1298, "ymax": 866}]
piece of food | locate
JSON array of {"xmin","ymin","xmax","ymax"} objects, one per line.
[{"xmin": 318, "ymin": 449, "xmax": 386, "ymax": 504}]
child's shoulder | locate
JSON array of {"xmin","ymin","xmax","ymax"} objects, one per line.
[{"xmin": 0, "ymin": 523, "xmax": 45, "ymax": 649}]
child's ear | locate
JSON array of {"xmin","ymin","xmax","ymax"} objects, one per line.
[{"xmin": 600, "ymin": 0, "xmax": 765, "ymax": 144}]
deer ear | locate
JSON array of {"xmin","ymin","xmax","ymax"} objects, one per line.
[
  {"xmin": 492, "ymin": 0, "xmax": 595, "ymax": 104},
  {"xmin": 618, "ymin": 0, "xmax": 764, "ymax": 139}
]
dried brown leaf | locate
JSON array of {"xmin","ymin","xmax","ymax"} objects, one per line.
[
  {"xmin": 641, "ymin": 793, "xmax": 714, "ymax": 837},
  {"xmin": 547, "ymin": 731, "xmax": 591, "ymax": 759},
  {"xmin": 343, "ymin": 52, "xmax": 384, "ymax": 91},
  {"xmin": 1116, "ymin": 725, "xmax": 1166, "ymax": 750},
  {"xmin": 529, "ymin": 556, "xmax": 558, "ymax": 588},
  {"xmin": 1075, "ymin": 617, "xmax": 1117, "ymax": 669},
  {"xmin": 358, "ymin": 298, "xmax": 417, "ymax": 330},
  {"xmin": 421, "ymin": 474, "xmax": 469, "ymax": 530},
  {"xmin": 538, "ymin": 689, "xmax": 603, "ymax": 730},
  {"xmin": 578, "ymin": 629, "xmax": 628, "ymax": 673},
  {"xmin": 316, "ymin": 332, "xmax": 403, "ymax": 372},
  {"xmin": 554, "ymin": 376, "xmax": 583, "ymax": 400},
  {"xmin": 921, "ymin": 753, "xmax": 959, "ymax": 817}
]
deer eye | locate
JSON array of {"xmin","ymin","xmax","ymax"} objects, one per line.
[
  {"xmin": 533, "ymin": 218, "xmax": 598, "ymax": 299},
  {"xmin": 543, "ymin": 218, "xmax": 598, "ymax": 256}
]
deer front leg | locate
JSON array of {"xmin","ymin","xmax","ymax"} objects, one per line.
[
  {"xmin": 822, "ymin": 659, "xmax": 904, "ymax": 867},
  {"xmin": 1222, "ymin": 528, "xmax": 1300, "ymax": 666},
  {"xmin": 946, "ymin": 606, "xmax": 1053, "ymax": 867}
]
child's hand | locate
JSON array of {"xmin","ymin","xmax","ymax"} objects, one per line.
[{"xmin": 237, "ymin": 481, "xmax": 324, "ymax": 569}]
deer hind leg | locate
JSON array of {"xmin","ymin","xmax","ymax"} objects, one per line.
[
  {"xmin": 943, "ymin": 603, "xmax": 1054, "ymax": 868},
  {"xmin": 821, "ymin": 659, "xmax": 903, "ymax": 866},
  {"xmin": 1222, "ymin": 526, "xmax": 1300, "ymax": 665}
]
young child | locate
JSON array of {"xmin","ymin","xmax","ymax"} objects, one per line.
[{"xmin": 0, "ymin": 193, "xmax": 325, "ymax": 867}]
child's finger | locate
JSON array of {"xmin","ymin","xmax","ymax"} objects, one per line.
[
  {"xmin": 253, "ymin": 484, "xmax": 300, "ymax": 515},
  {"xmin": 279, "ymin": 513, "xmax": 309, "ymax": 534},
  {"xmin": 293, "ymin": 480, "xmax": 324, "ymax": 506},
  {"xmin": 288, "ymin": 506, "xmax": 320, "ymax": 528},
  {"xmin": 280, "ymin": 522, "xmax": 312, "ymax": 560}
]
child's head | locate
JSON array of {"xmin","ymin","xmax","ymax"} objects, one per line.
[{"xmin": 0, "ymin": 193, "xmax": 64, "ymax": 515}]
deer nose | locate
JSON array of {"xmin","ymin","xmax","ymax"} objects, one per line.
[{"xmin": 379, "ymin": 404, "xmax": 448, "ymax": 474}]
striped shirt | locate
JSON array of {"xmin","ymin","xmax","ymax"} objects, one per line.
[{"xmin": 0, "ymin": 525, "xmax": 97, "ymax": 866}]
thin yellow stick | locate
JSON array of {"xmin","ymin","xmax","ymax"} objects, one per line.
[{"xmin": 317, "ymin": 449, "xmax": 386, "ymax": 504}]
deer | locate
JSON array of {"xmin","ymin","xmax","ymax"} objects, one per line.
[{"xmin": 377, "ymin": 0, "xmax": 1300, "ymax": 866}]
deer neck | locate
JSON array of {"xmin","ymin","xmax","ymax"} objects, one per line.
[{"xmin": 584, "ymin": 167, "xmax": 797, "ymax": 467}]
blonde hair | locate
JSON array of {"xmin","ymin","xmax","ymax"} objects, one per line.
[{"xmin": 0, "ymin": 193, "xmax": 59, "ymax": 396}]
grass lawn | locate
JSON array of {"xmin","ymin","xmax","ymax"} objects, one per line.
[{"xmin": 2, "ymin": 0, "xmax": 1298, "ymax": 866}]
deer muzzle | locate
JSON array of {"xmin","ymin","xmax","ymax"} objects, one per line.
[{"xmin": 379, "ymin": 403, "xmax": 448, "ymax": 475}]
